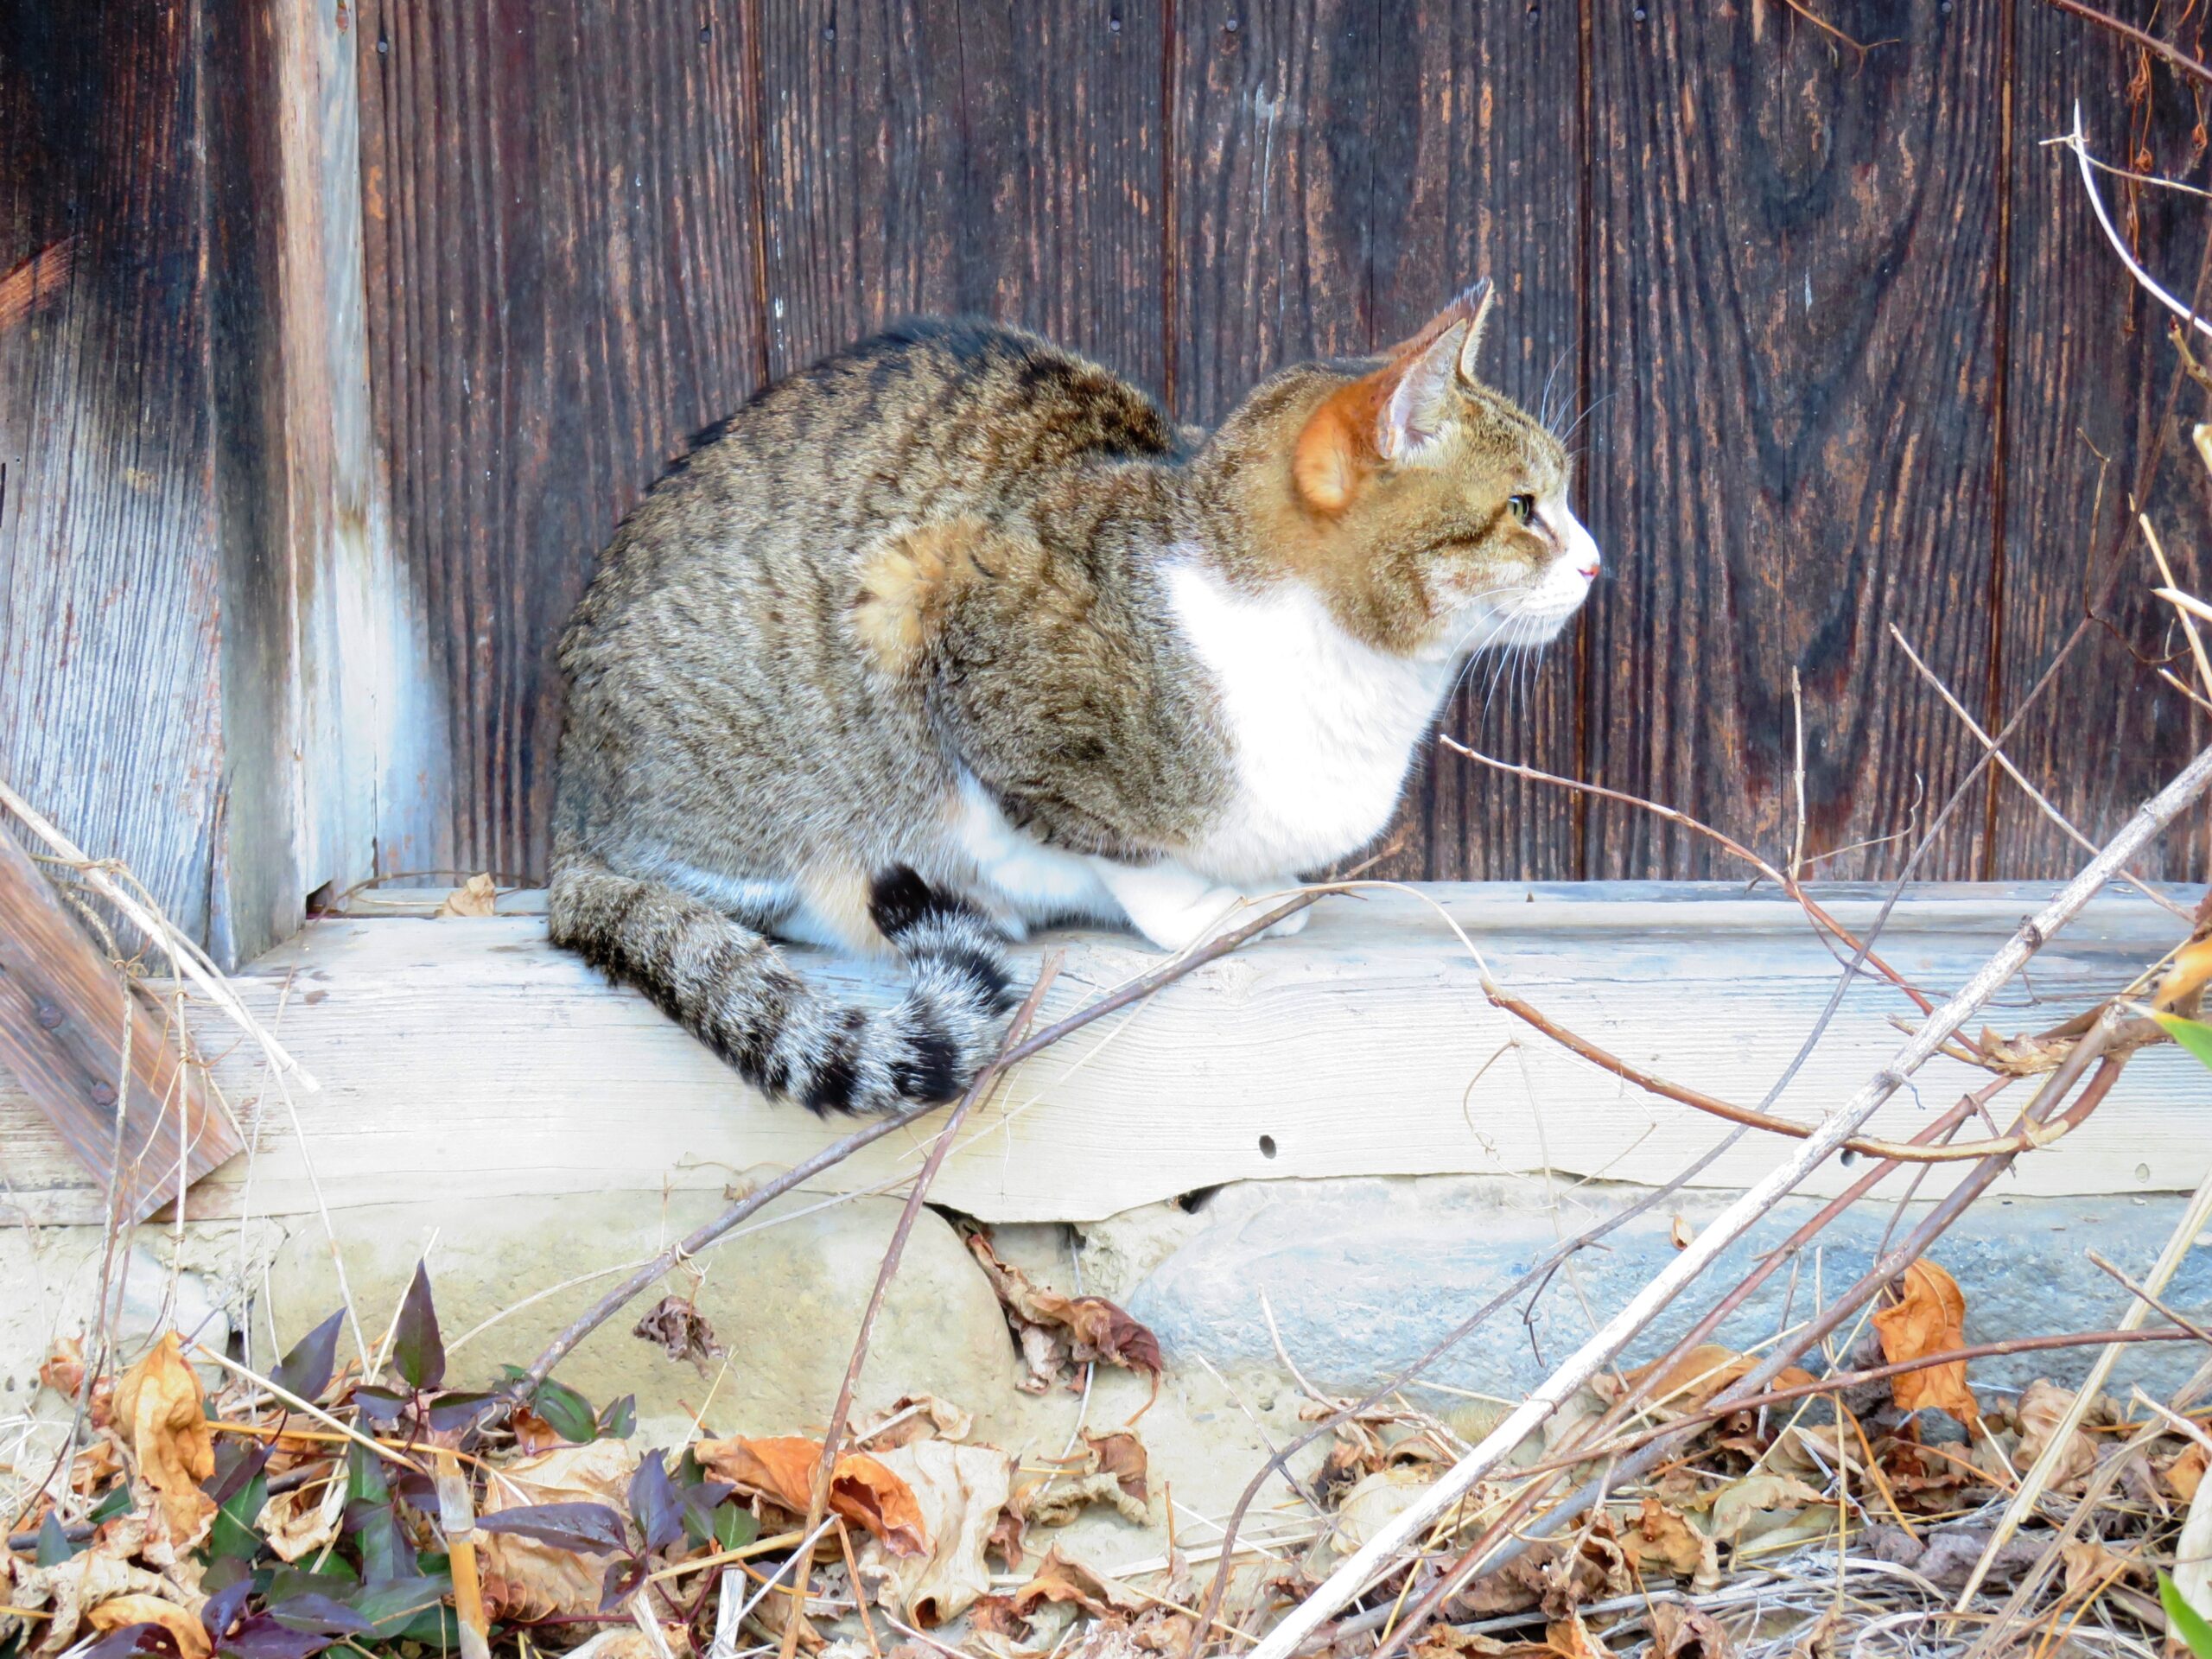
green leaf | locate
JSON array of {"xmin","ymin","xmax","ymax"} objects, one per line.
[
  {"xmin": 88, "ymin": 1485, "xmax": 133, "ymax": 1525},
  {"xmin": 597, "ymin": 1394, "xmax": 637, "ymax": 1441},
  {"xmin": 712, "ymin": 1503, "xmax": 759, "ymax": 1553},
  {"xmin": 35, "ymin": 1510, "xmax": 78, "ymax": 1565},
  {"xmin": 2164, "ymin": 1573, "xmax": 2212, "ymax": 1659},
  {"xmin": 532, "ymin": 1378, "xmax": 598, "ymax": 1445},
  {"xmin": 206, "ymin": 1471, "xmax": 269, "ymax": 1564},
  {"xmin": 391, "ymin": 1262, "xmax": 446, "ymax": 1391},
  {"xmin": 2155, "ymin": 1013, "xmax": 2212, "ymax": 1071}
]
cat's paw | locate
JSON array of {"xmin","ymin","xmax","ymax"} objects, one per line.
[
  {"xmin": 1128, "ymin": 885, "xmax": 1247, "ymax": 954},
  {"xmin": 1256, "ymin": 902, "xmax": 1311, "ymax": 939}
]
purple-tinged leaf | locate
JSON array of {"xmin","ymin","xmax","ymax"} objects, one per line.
[
  {"xmin": 79, "ymin": 1624, "xmax": 181, "ymax": 1659},
  {"xmin": 474, "ymin": 1500, "xmax": 630, "ymax": 1555},
  {"xmin": 205, "ymin": 1437, "xmax": 275, "ymax": 1507},
  {"xmin": 350, "ymin": 1385, "xmax": 410, "ymax": 1427},
  {"xmin": 391, "ymin": 1261, "xmax": 445, "ymax": 1391},
  {"xmin": 272, "ymin": 1311, "xmax": 345, "ymax": 1406},
  {"xmin": 597, "ymin": 1394, "xmax": 637, "ymax": 1440},
  {"xmin": 600, "ymin": 1555, "xmax": 647, "ymax": 1613},
  {"xmin": 216, "ymin": 1612, "xmax": 336, "ymax": 1659},
  {"xmin": 266, "ymin": 1593, "xmax": 376, "ymax": 1637},
  {"xmin": 423, "ymin": 1390, "xmax": 497, "ymax": 1433},
  {"xmin": 679, "ymin": 1479, "xmax": 737, "ymax": 1546},
  {"xmin": 202, "ymin": 1578, "xmax": 255, "ymax": 1642},
  {"xmin": 630, "ymin": 1449, "xmax": 683, "ymax": 1554}
]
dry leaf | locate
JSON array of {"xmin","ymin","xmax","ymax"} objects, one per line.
[
  {"xmin": 2162, "ymin": 1442, "xmax": 2208, "ymax": 1503},
  {"xmin": 696, "ymin": 1434, "xmax": 927, "ymax": 1556},
  {"xmin": 1082, "ymin": 1430, "xmax": 1148, "ymax": 1503},
  {"xmin": 1703, "ymin": 1472, "xmax": 1826, "ymax": 1546},
  {"xmin": 1669, "ymin": 1215, "xmax": 1695, "ymax": 1249},
  {"xmin": 2058, "ymin": 1540, "xmax": 2140, "ymax": 1598},
  {"xmin": 1615, "ymin": 1345, "xmax": 1815, "ymax": 1414},
  {"xmin": 88, "ymin": 1596, "xmax": 211, "ymax": 1659},
  {"xmin": 1331, "ymin": 1467, "xmax": 1440, "ymax": 1554},
  {"xmin": 256, "ymin": 1470, "xmax": 347, "ymax": 1563},
  {"xmin": 1011, "ymin": 1548, "xmax": 1135, "ymax": 1618},
  {"xmin": 1542, "ymin": 1613, "xmax": 1613, "ymax": 1659},
  {"xmin": 967, "ymin": 1595, "xmax": 1033, "ymax": 1644},
  {"xmin": 1618, "ymin": 1497, "xmax": 1719, "ymax": 1592},
  {"xmin": 479, "ymin": 1436, "xmax": 639, "ymax": 1620},
  {"xmin": 112, "ymin": 1333, "xmax": 217, "ymax": 1552},
  {"xmin": 857, "ymin": 1395, "xmax": 974, "ymax": 1452},
  {"xmin": 856, "ymin": 1440, "xmax": 1012, "ymax": 1626},
  {"xmin": 965, "ymin": 1233, "xmax": 1163, "ymax": 1393},
  {"xmin": 2014, "ymin": 1381, "xmax": 2099, "ymax": 1493},
  {"xmin": 1870, "ymin": 1262, "xmax": 1978, "ymax": 1427},
  {"xmin": 632, "ymin": 1295, "xmax": 722, "ymax": 1371},
  {"xmin": 509, "ymin": 1405, "xmax": 565, "ymax": 1457},
  {"xmin": 1649, "ymin": 1604, "xmax": 1731, "ymax": 1659},
  {"xmin": 7, "ymin": 1537, "xmax": 176, "ymax": 1656},
  {"xmin": 1019, "ymin": 1471, "xmax": 1147, "ymax": 1529},
  {"xmin": 437, "ymin": 873, "xmax": 499, "ymax": 916}
]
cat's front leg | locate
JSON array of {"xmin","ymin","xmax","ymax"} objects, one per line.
[{"xmin": 1085, "ymin": 856, "xmax": 1249, "ymax": 953}]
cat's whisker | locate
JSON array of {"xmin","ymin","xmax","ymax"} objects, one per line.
[{"xmin": 1556, "ymin": 388, "xmax": 1618, "ymax": 447}]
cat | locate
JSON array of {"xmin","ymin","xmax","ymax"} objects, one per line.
[{"xmin": 548, "ymin": 282, "xmax": 1599, "ymax": 1115}]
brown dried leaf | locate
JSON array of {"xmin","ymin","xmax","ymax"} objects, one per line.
[
  {"xmin": 479, "ymin": 1436, "xmax": 639, "ymax": 1621},
  {"xmin": 2162, "ymin": 1442, "xmax": 2208, "ymax": 1503},
  {"xmin": 87, "ymin": 1596, "xmax": 211, "ymax": 1659},
  {"xmin": 1870, "ymin": 1262, "xmax": 1978, "ymax": 1427},
  {"xmin": 696, "ymin": 1434, "xmax": 928, "ymax": 1556},
  {"xmin": 1010, "ymin": 1548, "xmax": 1136, "ymax": 1618},
  {"xmin": 1702, "ymin": 1473, "xmax": 1826, "ymax": 1546},
  {"xmin": 1649, "ymin": 1604, "xmax": 1732, "ymax": 1659},
  {"xmin": 1616, "ymin": 1345, "xmax": 1815, "ymax": 1414},
  {"xmin": 1542, "ymin": 1613, "xmax": 1614, "ymax": 1659},
  {"xmin": 112, "ymin": 1333, "xmax": 216, "ymax": 1552},
  {"xmin": 437, "ymin": 873, "xmax": 499, "ymax": 917},
  {"xmin": 857, "ymin": 1394, "xmax": 974, "ymax": 1452},
  {"xmin": 631, "ymin": 1295, "xmax": 722, "ymax": 1371},
  {"xmin": 509, "ymin": 1404, "xmax": 564, "ymax": 1457},
  {"xmin": 855, "ymin": 1440, "xmax": 1012, "ymax": 1627},
  {"xmin": 2058, "ymin": 1540, "xmax": 2141, "ymax": 1598},
  {"xmin": 2014, "ymin": 1381, "xmax": 2100, "ymax": 1493},
  {"xmin": 7, "ymin": 1535, "xmax": 177, "ymax": 1656},
  {"xmin": 1669, "ymin": 1215, "xmax": 1695, "ymax": 1250},
  {"xmin": 255, "ymin": 1471, "xmax": 346, "ymax": 1563},
  {"xmin": 1082, "ymin": 1429, "xmax": 1149, "ymax": 1503},
  {"xmin": 1618, "ymin": 1497, "xmax": 1719, "ymax": 1592},
  {"xmin": 967, "ymin": 1595, "xmax": 1033, "ymax": 1643},
  {"xmin": 965, "ymin": 1233, "xmax": 1162, "ymax": 1391},
  {"xmin": 1018, "ymin": 1471, "xmax": 1147, "ymax": 1529}
]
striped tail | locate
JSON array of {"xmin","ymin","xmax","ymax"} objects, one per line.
[{"xmin": 548, "ymin": 860, "xmax": 1016, "ymax": 1115}]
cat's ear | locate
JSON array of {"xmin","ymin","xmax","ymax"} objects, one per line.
[
  {"xmin": 1377, "ymin": 281, "xmax": 1495, "ymax": 457},
  {"xmin": 1291, "ymin": 282, "xmax": 1495, "ymax": 514}
]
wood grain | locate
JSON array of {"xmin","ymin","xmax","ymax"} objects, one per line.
[
  {"xmin": 1581, "ymin": 2, "xmax": 2008, "ymax": 881},
  {"xmin": 0, "ymin": 825, "xmax": 240, "ymax": 1223},
  {"xmin": 1372, "ymin": 0, "xmax": 1586, "ymax": 880},
  {"xmin": 356, "ymin": 0, "xmax": 770, "ymax": 881},
  {"xmin": 3, "ymin": 885, "xmax": 2195, "ymax": 1228},
  {"xmin": 0, "ymin": 0, "xmax": 226, "ymax": 943},
  {"xmin": 753, "ymin": 1, "xmax": 1167, "ymax": 395},
  {"xmin": 1993, "ymin": 7, "xmax": 2212, "ymax": 882}
]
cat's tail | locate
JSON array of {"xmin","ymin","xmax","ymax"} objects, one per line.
[{"xmin": 547, "ymin": 858, "xmax": 1018, "ymax": 1115}]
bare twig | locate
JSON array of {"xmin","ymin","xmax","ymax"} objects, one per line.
[
  {"xmin": 2045, "ymin": 0, "xmax": 2212, "ymax": 90},
  {"xmin": 779, "ymin": 961, "xmax": 1062, "ymax": 1659},
  {"xmin": 1249, "ymin": 739, "xmax": 2212, "ymax": 1659}
]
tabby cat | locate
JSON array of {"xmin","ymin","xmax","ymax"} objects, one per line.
[{"xmin": 549, "ymin": 283, "xmax": 1600, "ymax": 1115}]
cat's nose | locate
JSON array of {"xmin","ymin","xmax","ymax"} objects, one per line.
[{"xmin": 1565, "ymin": 513, "xmax": 1601, "ymax": 582}]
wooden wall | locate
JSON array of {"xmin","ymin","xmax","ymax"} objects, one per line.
[{"xmin": 6, "ymin": 3, "xmax": 2211, "ymax": 964}]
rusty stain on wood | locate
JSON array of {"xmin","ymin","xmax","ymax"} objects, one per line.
[{"xmin": 0, "ymin": 829, "xmax": 242, "ymax": 1224}]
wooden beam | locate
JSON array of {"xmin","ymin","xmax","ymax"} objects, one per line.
[
  {"xmin": 0, "ymin": 881, "xmax": 2195, "ymax": 1228},
  {"xmin": 0, "ymin": 829, "xmax": 242, "ymax": 1223}
]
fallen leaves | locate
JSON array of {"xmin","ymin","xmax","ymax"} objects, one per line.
[
  {"xmin": 631, "ymin": 1295, "xmax": 723, "ymax": 1371},
  {"xmin": 1870, "ymin": 1262, "xmax": 1978, "ymax": 1428},
  {"xmin": 111, "ymin": 1334, "xmax": 216, "ymax": 1553},
  {"xmin": 695, "ymin": 1435, "xmax": 928, "ymax": 1556},
  {"xmin": 857, "ymin": 1440, "xmax": 1012, "ymax": 1626},
  {"xmin": 435, "ymin": 874, "xmax": 499, "ymax": 917},
  {"xmin": 87, "ymin": 1596, "xmax": 210, "ymax": 1659},
  {"xmin": 2014, "ymin": 1380, "xmax": 2102, "ymax": 1493},
  {"xmin": 963, "ymin": 1231, "xmax": 1163, "ymax": 1394},
  {"xmin": 478, "ymin": 1437, "xmax": 639, "ymax": 1620}
]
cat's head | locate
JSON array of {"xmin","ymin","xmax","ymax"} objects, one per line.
[{"xmin": 1230, "ymin": 283, "xmax": 1599, "ymax": 660}]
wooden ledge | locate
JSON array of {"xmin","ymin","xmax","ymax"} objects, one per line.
[{"xmin": 0, "ymin": 881, "xmax": 2199, "ymax": 1226}]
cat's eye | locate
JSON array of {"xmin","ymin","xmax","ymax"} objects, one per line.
[{"xmin": 1507, "ymin": 493, "xmax": 1536, "ymax": 526}]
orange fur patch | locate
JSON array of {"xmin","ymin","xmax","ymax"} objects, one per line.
[{"xmin": 852, "ymin": 519, "xmax": 978, "ymax": 672}]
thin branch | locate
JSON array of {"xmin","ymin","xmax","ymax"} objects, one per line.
[
  {"xmin": 2046, "ymin": 0, "xmax": 2212, "ymax": 90},
  {"xmin": 779, "ymin": 961, "xmax": 1062, "ymax": 1659},
  {"xmin": 1249, "ymin": 739, "xmax": 2212, "ymax": 1659},
  {"xmin": 1440, "ymin": 738, "xmax": 1936, "ymax": 1013}
]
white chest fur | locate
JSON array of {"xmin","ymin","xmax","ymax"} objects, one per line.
[{"xmin": 1166, "ymin": 559, "xmax": 1452, "ymax": 882}]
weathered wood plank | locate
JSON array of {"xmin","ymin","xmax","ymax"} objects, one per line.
[
  {"xmin": 753, "ymin": 2, "xmax": 1167, "ymax": 399},
  {"xmin": 1582, "ymin": 3, "xmax": 2006, "ymax": 881},
  {"xmin": 356, "ymin": 0, "xmax": 770, "ymax": 881},
  {"xmin": 3, "ymin": 884, "xmax": 2195, "ymax": 1227},
  {"xmin": 0, "ymin": 0, "xmax": 226, "ymax": 944},
  {"xmin": 1993, "ymin": 13, "xmax": 2211, "ymax": 882},
  {"xmin": 1374, "ymin": 0, "xmax": 1586, "ymax": 880},
  {"xmin": 0, "ymin": 829, "xmax": 241, "ymax": 1222}
]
